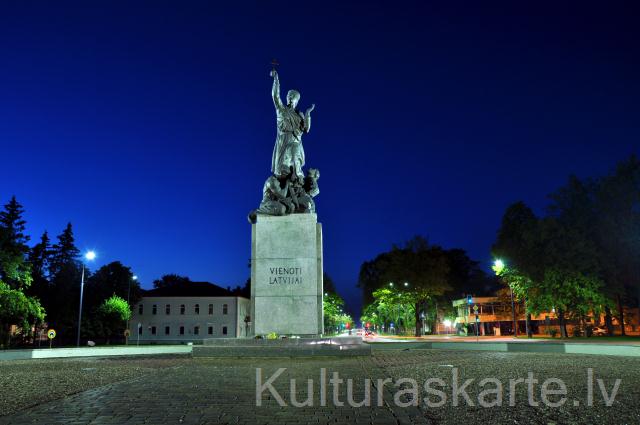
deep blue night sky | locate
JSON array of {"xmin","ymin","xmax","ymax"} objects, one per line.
[{"xmin": 1, "ymin": 2, "xmax": 638, "ymax": 316}]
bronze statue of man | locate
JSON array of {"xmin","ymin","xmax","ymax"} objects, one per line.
[{"xmin": 270, "ymin": 69, "xmax": 315, "ymax": 181}]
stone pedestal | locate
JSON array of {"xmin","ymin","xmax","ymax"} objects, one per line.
[{"xmin": 251, "ymin": 213, "xmax": 323, "ymax": 336}]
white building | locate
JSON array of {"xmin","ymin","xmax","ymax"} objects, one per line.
[{"xmin": 128, "ymin": 281, "xmax": 250, "ymax": 343}]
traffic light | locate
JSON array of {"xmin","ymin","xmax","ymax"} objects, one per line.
[{"xmin": 467, "ymin": 295, "xmax": 473, "ymax": 305}]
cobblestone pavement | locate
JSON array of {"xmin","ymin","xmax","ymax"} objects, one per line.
[{"xmin": 1, "ymin": 350, "xmax": 639, "ymax": 424}]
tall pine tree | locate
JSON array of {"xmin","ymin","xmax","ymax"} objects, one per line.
[
  {"xmin": 47, "ymin": 223, "xmax": 82, "ymax": 341},
  {"xmin": 26, "ymin": 231, "xmax": 52, "ymax": 303},
  {"xmin": 0, "ymin": 196, "xmax": 32, "ymax": 290},
  {"xmin": 49, "ymin": 223, "xmax": 80, "ymax": 276}
]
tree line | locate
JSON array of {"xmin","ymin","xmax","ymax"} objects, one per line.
[
  {"xmin": 492, "ymin": 155, "xmax": 640, "ymax": 337},
  {"xmin": 359, "ymin": 155, "xmax": 640, "ymax": 338},
  {"xmin": 358, "ymin": 236, "xmax": 497, "ymax": 336},
  {"xmin": 0, "ymin": 196, "xmax": 142, "ymax": 347}
]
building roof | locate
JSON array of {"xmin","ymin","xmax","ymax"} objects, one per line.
[{"xmin": 142, "ymin": 281, "xmax": 235, "ymax": 298}]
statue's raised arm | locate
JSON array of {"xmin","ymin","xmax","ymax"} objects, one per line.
[
  {"xmin": 304, "ymin": 103, "xmax": 315, "ymax": 133},
  {"xmin": 270, "ymin": 70, "xmax": 284, "ymax": 111}
]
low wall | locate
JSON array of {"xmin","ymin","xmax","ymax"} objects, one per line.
[
  {"xmin": 0, "ymin": 345, "xmax": 193, "ymax": 361},
  {"xmin": 370, "ymin": 341, "xmax": 640, "ymax": 357}
]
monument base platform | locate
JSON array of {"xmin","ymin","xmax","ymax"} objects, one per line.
[
  {"xmin": 193, "ymin": 337, "xmax": 371, "ymax": 357},
  {"xmin": 251, "ymin": 213, "xmax": 323, "ymax": 336}
]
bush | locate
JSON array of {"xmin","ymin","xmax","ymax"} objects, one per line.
[{"xmin": 548, "ymin": 328, "xmax": 558, "ymax": 338}]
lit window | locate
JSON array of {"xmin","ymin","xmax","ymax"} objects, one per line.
[
  {"xmin": 223, "ymin": 304, "xmax": 228, "ymax": 315},
  {"xmin": 152, "ymin": 305, "xmax": 157, "ymax": 315},
  {"xmin": 194, "ymin": 304, "xmax": 200, "ymax": 315},
  {"xmin": 165, "ymin": 326, "xmax": 170, "ymax": 335},
  {"xmin": 138, "ymin": 304, "xmax": 143, "ymax": 315},
  {"xmin": 222, "ymin": 326, "xmax": 228, "ymax": 335},
  {"xmin": 208, "ymin": 326, "xmax": 213, "ymax": 335},
  {"xmin": 208, "ymin": 304, "xmax": 213, "ymax": 315},
  {"xmin": 165, "ymin": 304, "xmax": 171, "ymax": 315},
  {"xmin": 179, "ymin": 326, "xmax": 185, "ymax": 335},
  {"xmin": 194, "ymin": 326, "xmax": 199, "ymax": 335},
  {"xmin": 151, "ymin": 326, "xmax": 157, "ymax": 335},
  {"xmin": 180, "ymin": 304, "xmax": 185, "ymax": 315}
]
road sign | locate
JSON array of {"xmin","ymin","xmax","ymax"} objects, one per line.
[
  {"xmin": 473, "ymin": 304, "xmax": 479, "ymax": 313},
  {"xmin": 47, "ymin": 329, "xmax": 56, "ymax": 339},
  {"xmin": 124, "ymin": 329, "xmax": 131, "ymax": 337}
]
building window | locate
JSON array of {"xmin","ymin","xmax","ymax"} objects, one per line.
[
  {"xmin": 208, "ymin": 326, "xmax": 213, "ymax": 335},
  {"xmin": 180, "ymin": 304, "xmax": 185, "ymax": 315},
  {"xmin": 222, "ymin": 326, "xmax": 228, "ymax": 335},
  {"xmin": 179, "ymin": 326, "xmax": 185, "ymax": 335},
  {"xmin": 194, "ymin": 304, "xmax": 200, "ymax": 315},
  {"xmin": 165, "ymin": 326, "xmax": 170, "ymax": 335},
  {"xmin": 138, "ymin": 304, "xmax": 143, "ymax": 315},
  {"xmin": 165, "ymin": 304, "xmax": 171, "ymax": 315},
  {"xmin": 151, "ymin": 326, "xmax": 157, "ymax": 335},
  {"xmin": 194, "ymin": 326, "xmax": 199, "ymax": 335},
  {"xmin": 223, "ymin": 304, "xmax": 228, "ymax": 315},
  {"xmin": 152, "ymin": 304, "xmax": 157, "ymax": 315},
  {"xmin": 208, "ymin": 304, "xmax": 213, "ymax": 315}
]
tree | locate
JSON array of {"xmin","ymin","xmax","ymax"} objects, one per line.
[
  {"xmin": 492, "ymin": 202, "xmax": 540, "ymax": 337},
  {"xmin": 85, "ymin": 262, "xmax": 141, "ymax": 314},
  {"xmin": 359, "ymin": 236, "xmax": 489, "ymax": 336},
  {"xmin": 362, "ymin": 237, "xmax": 451, "ymax": 336},
  {"xmin": 323, "ymin": 272, "xmax": 337, "ymax": 295},
  {"xmin": 96, "ymin": 295, "xmax": 131, "ymax": 344},
  {"xmin": 231, "ymin": 278, "xmax": 251, "ymax": 298},
  {"xmin": 46, "ymin": 223, "xmax": 82, "ymax": 342},
  {"xmin": 493, "ymin": 190, "xmax": 612, "ymax": 338},
  {"xmin": 26, "ymin": 231, "xmax": 52, "ymax": 304},
  {"xmin": 0, "ymin": 196, "xmax": 32, "ymax": 290},
  {"xmin": 153, "ymin": 274, "xmax": 191, "ymax": 289},
  {"xmin": 48, "ymin": 223, "xmax": 80, "ymax": 277},
  {"xmin": 0, "ymin": 196, "xmax": 30, "ymax": 249},
  {"xmin": 0, "ymin": 280, "xmax": 45, "ymax": 348},
  {"xmin": 323, "ymin": 293, "xmax": 346, "ymax": 334},
  {"xmin": 591, "ymin": 156, "xmax": 640, "ymax": 335}
]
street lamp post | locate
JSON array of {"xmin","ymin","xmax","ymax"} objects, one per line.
[
  {"xmin": 76, "ymin": 251, "xmax": 96, "ymax": 347},
  {"xmin": 509, "ymin": 286, "xmax": 518, "ymax": 337},
  {"xmin": 493, "ymin": 259, "xmax": 518, "ymax": 338},
  {"xmin": 125, "ymin": 275, "xmax": 137, "ymax": 345}
]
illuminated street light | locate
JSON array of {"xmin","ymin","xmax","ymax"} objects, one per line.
[
  {"xmin": 389, "ymin": 282, "xmax": 394, "ymax": 287},
  {"xmin": 443, "ymin": 319, "xmax": 452, "ymax": 334},
  {"xmin": 492, "ymin": 259, "xmax": 505, "ymax": 275},
  {"xmin": 404, "ymin": 282, "xmax": 409, "ymax": 287},
  {"xmin": 77, "ymin": 251, "xmax": 97, "ymax": 347}
]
